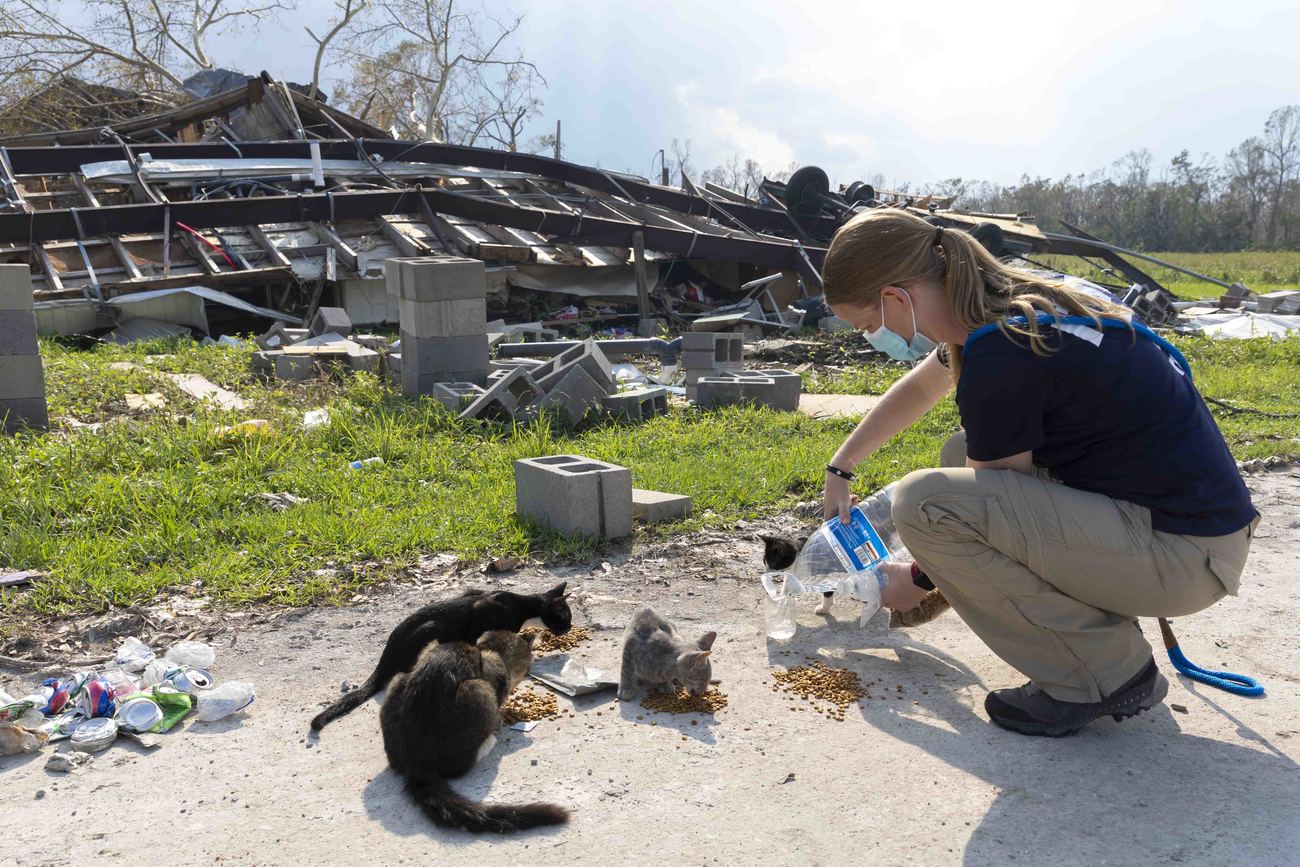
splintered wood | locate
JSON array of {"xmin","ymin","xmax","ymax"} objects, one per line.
[
  {"xmin": 522, "ymin": 626, "xmax": 592, "ymax": 654},
  {"xmin": 770, "ymin": 661, "xmax": 866, "ymax": 722},
  {"xmin": 501, "ymin": 685, "xmax": 560, "ymax": 725},
  {"xmin": 640, "ymin": 687, "xmax": 728, "ymax": 715}
]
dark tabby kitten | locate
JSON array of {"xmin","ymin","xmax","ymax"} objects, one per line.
[
  {"xmin": 382, "ymin": 630, "xmax": 569, "ymax": 834},
  {"xmin": 760, "ymin": 534, "xmax": 950, "ymax": 627},
  {"xmin": 311, "ymin": 583, "xmax": 571, "ymax": 731}
]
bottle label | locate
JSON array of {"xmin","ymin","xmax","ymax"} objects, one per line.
[{"xmin": 824, "ymin": 507, "xmax": 889, "ymax": 573}]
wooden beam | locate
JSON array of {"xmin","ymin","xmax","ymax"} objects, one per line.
[
  {"xmin": 632, "ymin": 230, "xmax": 652, "ymax": 321},
  {"xmin": 247, "ymin": 224, "xmax": 293, "ymax": 268},
  {"xmin": 376, "ymin": 216, "xmax": 432, "ymax": 258},
  {"xmin": 310, "ymin": 222, "xmax": 359, "ymax": 272}
]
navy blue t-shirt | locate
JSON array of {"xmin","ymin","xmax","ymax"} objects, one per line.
[{"xmin": 954, "ymin": 324, "xmax": 1256, "ymax": 537}]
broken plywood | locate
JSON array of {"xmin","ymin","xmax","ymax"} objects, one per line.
[{"xmin": 163, "ymin": 373, "xmax": 248, "ymax": 410}]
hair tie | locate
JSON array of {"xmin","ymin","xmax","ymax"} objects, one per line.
[{"xmin": 934, "ymin": 226, "xmax": 944, "ymax": 245}]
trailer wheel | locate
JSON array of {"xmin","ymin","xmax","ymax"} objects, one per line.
[{"xmin": 784, "ymin": 165, "xmax": 830, "ymax": 216}]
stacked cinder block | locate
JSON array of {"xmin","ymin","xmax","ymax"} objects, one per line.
[
  {"xmin": 514, "ymin": 454, "xmax": 633, "ymax": 539},
  {"xmin": 0, "ymin": 265, "xmax": 48, "ymax": 433},
  {"xmin": 680, "ymin": 332, "xmax": 744, "ymax": 400},
  {"xmin": 390, "ymin": 257, "xmax": 489, "ymax": 396}
]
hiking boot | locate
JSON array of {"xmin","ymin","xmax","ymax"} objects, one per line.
[{"xmin": 984, "ymin": 658, "xmax": 1169, "ymax": 737}]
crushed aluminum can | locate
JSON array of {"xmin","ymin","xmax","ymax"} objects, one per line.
[
  {"xmin": 69, "ymin": 716, "xmax": 118, "ymax": 753},
  {"xmin": 166, "ymin": 667, "xmax": 213, "ymax": 697},
  {"xmin": 115, "ymin": 694, "xmax": 164, "ymax": 734},
  {"xmin": 79, "ymin": 677, "xmax": 117, "ymax": 718}
]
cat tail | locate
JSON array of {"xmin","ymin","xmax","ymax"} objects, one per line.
[
  {"xmin": 310, "ymin": 669, "xmax": 383, "ymax": 731},
  {"xmin": 405, "ymin": 773, "xmax": 569, "ymax": 834}
]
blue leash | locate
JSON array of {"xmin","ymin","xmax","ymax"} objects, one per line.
[
  {"xmin": 966, "ymin": 313, "xmax": 1265, "ymax": 698},
  {"xmin": 1159, "ymin": 618, "xmax": 1264, "ymax": 697}
]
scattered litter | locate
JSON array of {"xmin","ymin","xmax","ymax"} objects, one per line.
[
  {"xmin": 302, "ymin": 408, "xmax": 331, "ymax": 430},
  {"xmin": 251, "ymin": 492, "xmax": 307, "ymax": 512},
  {"xmin": 45, "ymin": 751, "xmax": 94, "ymax": 773},
  {"xmin": 118, "ymin": 730, "xmax": 161, "ymax": 750},
  {"xmin": 164, "ymin": 641, "xmax": 216, "ymax": 669},
  {"xmin": 114, "ymin": 637, "xmax": 155, "ymax": 672},
  {"xmin": 0, "ymin": 721, "xmax": 48, "ymax": 755},
  {"xmin": 346, "ymin": 457, "xmax": 383, "ymax": 470},
  {"xmin": 124, "ymin": 393, "xmax": 166, "ymax": 410},
  {"xmin": 1171, "ymin": 703, "xmax": 1189, "ymax": 714},
  {"xmin": 116, "ymin": 693, "xmax": 164, "ymax": 732},
  {"xmin": 1177, "ymin": 311, "xmax": 1300, "ymax": 340},
  {"xmin": 640, "ymin": 687, "xmax": 728, "ymax": 715},
  {"xmin": 530, "ymin": 657, "xmax": 617, "ymax": 697},
  {"xmin": 611, "ymin": 363, "xmax": 649, "ymax": 384},
  {"xmin": 70, "ymin": 716, "xmax": 118, "ymax": 752},
  {"xmin": 163, "ymin": 373, "xmax": 249, "ymax": 410},
  {"xmin": 781, "ymin": 773, "xmax": 796, "ymax": 784},
  {"xmin": 511, "ymin": 720, "xmax": 539, "ymax": 732},
  {"xmin": 214, "ymin": 419, "xmax": 272, "ymax": 437}
]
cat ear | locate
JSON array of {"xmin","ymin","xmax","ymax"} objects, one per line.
[
  {"xmin": 521, "ymin": 631, "xmax": 539, "ymax": 649},
  {"xmin": 546, "ymin": 582, "xmax": 567, "ymax": 598},
  {"xmin": 697, "ymin": 631, "xmax": 717, "ymax": 651},
  {"xmin": 679, "ymin": 650, "xmax": 711, "ymax": 669}
]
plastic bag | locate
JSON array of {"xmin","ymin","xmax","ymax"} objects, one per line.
[
  {"xmin": 165, "ymin": 640, "xmax": 216, "ymax": 669},
  {"xmin": 114, "ymin": 636, "xmax": 155, "ymax": 672},
  {"xmin": 195, "ymin": 682, "xmax": 255, "ymax": 721}
]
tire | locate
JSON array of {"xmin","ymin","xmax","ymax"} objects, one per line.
[{"xmin": 784, "ymin": 166, "xmax": 830, "ymax": 216}]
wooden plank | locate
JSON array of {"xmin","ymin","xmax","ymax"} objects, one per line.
[
  {"xmin": 632, "ymin": 230, "xmax": 651, "ymax": 320},
  {"xmin": 376, "ymin": 216, "xmax": 432, "ymax": 258},
  {"xmin": 310, "ymin": 222, "xmax": 359, "ymax": 272},
  {"xmin": 471, "ymin": 242, "xmax": 535, "ymax": 263},
  {"xmin": 247, "ymin": 224, "xmax": 293, "ymax": 268},
  {"xmin": 163, "ymin": 373, "xmax": 249, "ymax": 410}
]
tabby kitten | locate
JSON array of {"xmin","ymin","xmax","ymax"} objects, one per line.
[
  {"xmin": 311, "ymin": 583, "xmax": 571, "ymax": 731},
  {"xmin": 381, "ymin": 630, "xmax": 569, "ymax": 834},
  {"xmin": 618, "ymin": 606, "xmax": 716, "ymax": 701}
]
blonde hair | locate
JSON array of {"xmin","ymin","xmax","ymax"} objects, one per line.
[{"xmin": 821, "ymin": 209, "xmax": 1132, "ymax": 378}]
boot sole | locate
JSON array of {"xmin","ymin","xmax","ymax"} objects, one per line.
[{"xmin": 990, "ymin": 672, "xmax": 1169, "ymax": 738}]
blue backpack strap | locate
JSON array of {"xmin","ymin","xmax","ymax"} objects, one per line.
[{"xmin": 963, "ymin": 313, "xmax": 1192, "ymax": 383}]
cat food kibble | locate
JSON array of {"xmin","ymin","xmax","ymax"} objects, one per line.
[
  {"xmin": 500, "ymin": 686, "xmax": 561, "ymax": 725},
  {"xmin": 639, "ymin": 687, "xmax": 728, "ymax": 715},
  {"xmin": 770, "ymin": 662, "xmax": 866, "ymax": 722},
  {"xmin": 522, "ymin": 626, "xmax": 593, "ymax": 654}
]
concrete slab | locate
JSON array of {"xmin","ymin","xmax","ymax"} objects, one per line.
[
  {"xmin": 513, "ymin": 453, "xmax": 633, "ymax": 539},
  {"xmin": 798, "ymin": 393, "xmax": 882, "ymax": 419},
  {"xmin": 632, "ymin": 488, "xmax": 692, "ymax": 522},
  {"xmin": 161, "ymin": 373, "xmax": 249, "ymax": 409}
]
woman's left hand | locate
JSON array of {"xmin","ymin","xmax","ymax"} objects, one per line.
[{"xmin": 879, "ymin": 560, "xmax": 930, "ymax": 611}]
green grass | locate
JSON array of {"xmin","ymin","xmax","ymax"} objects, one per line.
[
  {"xmin": 2, "ymin": 333, "xmax": 1295, "ymax": 620},
  {"xmin": 1035, "ymin": 250, "xmax": 1300, "ymax": 300}
]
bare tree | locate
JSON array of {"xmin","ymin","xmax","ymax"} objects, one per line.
[
  {"xmin": 670, "ymin": 137, "xmax": 692, "ymax": 186},
  {"xmin": 331, "ymin": 0, "xmax": 544, "ymax": 145},
  {"xmin": 700, "ymin": 154, "xmax": 767, "ymax": 198},
  {"xmin": 1261, "ymin": 105, "xmax": 1300, "ymax": 246},
  {"xmin": 0, "ymin": 0, "xmax": 292, "ymax": 106},
  {"xmin": 306, "ymin": 0, "xmax": 369, "ymax": 101}
]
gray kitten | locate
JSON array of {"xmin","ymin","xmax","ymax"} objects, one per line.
[{"xmin": 617, "ymin": 606, "xmax": 716, "ymax": 701}]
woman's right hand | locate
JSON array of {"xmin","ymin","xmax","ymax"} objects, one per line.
[{"xmin": 823, "ymin": 471, "xmax": 858, "ymax": 524}]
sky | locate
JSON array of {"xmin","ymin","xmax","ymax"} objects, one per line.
[{"xmin": 203, "ymin": 0, "xmax": 1300, "ymax": 189}]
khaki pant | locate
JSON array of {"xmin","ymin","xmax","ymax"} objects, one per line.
[{"xmin": 892, "ymin": 430, "xmax": 1256, "ymax": 702}]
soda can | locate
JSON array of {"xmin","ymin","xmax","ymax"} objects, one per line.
[
  {"xmin": 115, "ymin": 694, "xmax": 164, "ymax": 733},
  {"xmin": 80, "ymin": 676, "xmax": 118, "ymax": 718},
  {"xmin": 70, "ymin": 716, "xmax": 118, "ymax": 753},
  {"xmin": 166, "ymin": 667, "xmax": 213, "ymax": 696}
]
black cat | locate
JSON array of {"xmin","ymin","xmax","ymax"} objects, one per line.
[
  {"xmin": 310, "ymin": 583, "xmax": 572, "ymax": 731},
  {"xmin": 382, "ymin": 630, "xmax": 569, "ymax": 834},
  {"xmin": 761, "ymin": 534, "xmax": 835, "ymax": 615}
]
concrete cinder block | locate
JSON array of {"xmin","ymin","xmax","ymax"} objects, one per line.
[
  {"xmin": 458, "ymin": 367, "xmax": 543, "ymax": 421},
  {"xmin": 513, "ymin": 454, "xmax": 633, "ymax": 539},
  {"xmin": 274, "ymin": 354, "xmax": 317, "ymax": 382},
  {"xmin": 398, "ymin": 257, "xmax": 486, "ymax": 302},
  {"xmin": 1256, "ymin": 290, "xmax": 1300, "ymax": 313},
  {"xmin": 0, "ymin": 265, "xmax": 34, "ymax": 312},
  {"xmin": 694, "ymin": 376, "xmax": 744, "ymax": 409},
  {"xmin": 736, "ymin": 376, "xmax": 779, "ymax": 407},
  {"xmin": 0, "ymin": 355, "xmax": 45, "ymax": 400},
  {"xmin": 632, "ymin": 488, "xmax": 692, "ymax": 523},
  {"xmin": 309, "ymin": 307, "xmax": 353, "ymax": 337},
  {"xmin": 536, "ymin": 340, "xmax": 615, "ymax": 393},
  {"xmin": 538, "ymin": 364, "xmax": 609, "ymax": 427},
  {"xmin": 601, "ymin": 386, "xmax": 669, "ymax": 423},
  {"xmin": 430, "ymin": 382, "xmax": 487, "ymax": 412},
  {"xmin": 399, "ymin": 297, "xmax": 487, "ymax": 338},
  {"xmin": 715, "ymin": 370, "xmax": 800, "ymax": 411},
  {"xmin": 384, "ymin": 351, "xmax": 401, "ymax": 386},
  {"xmin": 0, "ymin": 396, "xmax": 48, "ymax": 433},
  {"xmin": 347, "ymin": 347, "xmax": 382, "ymax": 374},
  {"xmin": 0, "ymin": 311, "xmax": 39, "ymax": 355},
  {"xmin": 251, "ymin": 349, "xmax": 281, "ymax": 375},
  {"xmin": 681, "ymin": 332, "xmax": 744, "ymax": 364},
  {"xmin": 400, "ymin": 333, "xmax": 489, "ymax": 380}
]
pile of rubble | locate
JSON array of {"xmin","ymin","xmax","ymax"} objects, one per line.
[{"xmin": 250, "ymin": 256, "xmax": 804, "ymax": 427}]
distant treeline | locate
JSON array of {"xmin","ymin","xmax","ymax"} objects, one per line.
[{"xmin": 946, "ymin": 106, "xmax": 1300, "ymax": 253}]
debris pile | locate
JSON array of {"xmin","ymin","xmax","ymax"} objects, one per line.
[{"xmin": 0, "ymin": 636, "xmax": 253, "ymax": 762}]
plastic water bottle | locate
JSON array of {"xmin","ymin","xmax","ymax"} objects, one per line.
[
  {"xmin": 347, "ymin": 457, "xmax": 383, "ymax": 470},
  {"xmin": 762, "ymin": 484, "xmax": 909, "ymax": 637},
  {"xmin": 195, "ymin": 682, "xmax": 256, "ymax": 721}
]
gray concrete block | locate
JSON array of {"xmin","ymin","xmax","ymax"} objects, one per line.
[
  {"xmin": 458, "ymin": 367, "xmax": 543, "ymax": 421},
  {"xmin": 682, "ymin": 332, "xmax": 744, "ymax": 364},
  {"xmin": 713, "ymin": 370, "xmax": 798, "ymax": 411},
  {"xmin": 348, "ymin": 347, "xmax": 382, "ymax": 374},
  {"xmin": 539, "ymin": 364, "xmax": 609, "ymax": 427},
  {"xmin": 251, "ymin": 350, "xmax": 281, "ymax": 375},
  {"xmin": 536, "ymin": 339, "xmax": 614, "ymax": 393},
  {"xmin": 400, "ymin": 332, "xmax": 489, "ymax": 378},
  {"xmin": 601, "ymin": 386, "xmax": 669, "ymax": 423},
  {"xmin": 384, "ymin": 352, "xmax": 401, "ymax": 386},
  {"xmin": 399, "ymin": 297, "xmax": 487, "ymax": 338},
  {"xmin": 736, "ymin": 376, "xmax": 779, "ymax": 407},
  {"xmin": 632, "ymin": 488, "xmax": 692, "ymax": 523},
  {"xmin": 0, "ymin": 396, "xmax": 48, "ymax": 433},
  {"xmin": 431, "ymin": 382, "xmax": 487, "ymax": 412},
  {"xmin": 0, "ymin": 265, "xmax": 33, "ymax": 312},
  {"xmin": 274, "ymin": 354, "xmax": 317, "ymax": 382},
  {"xmin": 399, "ymin": 257, "xmax": 486, "ymax": 302},
  {"xmin": 750, "ymin": 369, "xmax": 803, "ymax": 411},
  {"xmin": 1257, "ymin": 290, "xmax": 1300, "ymax": 313},
  {"xmin": 513, "ymin": 454, "xmax": 633, "ymax": 539},
  {"xmin": 350, "ymin": 333, "xmax": 390, "ymax": 352},
  {"xmin": 0, "ymin": 355, "xmax": 45, "ymax": 400},
  {"xmin": 309, "ymin": 307, "xmax": 353, "ymax": 337},
  {"xmin": 0, "ymin": 311, "xmax": 39, "ymax": 355},
  {"xmin": 694, "ymin": 377, "xmax": 744, "ymax": 409}
]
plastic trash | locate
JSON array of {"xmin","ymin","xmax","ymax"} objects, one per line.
[
  {"xmin": 150, "ymin": 687, "xmax": 193, "ymax": 732},
  {"xmin": 346, "ymin": 457, "xmax": 383, "ymax": 470},
  {"xmin": 165, "ymin": 640, "xmax": 216, "ymax": 669},
  {"xmin": 0, "ymin": 721, "xmax": 48, "ymax": 755},
  {"xmin": 139, "ymin": 658, "xmax": 171, "ymax": 688},
  {"xmin": 195, "ymin": 682, "xmax": 255, "ymax": 721},
  {"xmin": 100, "ymin": 668, "xmax": 141, "ymax": 700},
  {"xmin": 70, "ymin": 717, "xmax": 118, "ymax": 753},
  {"xmin": 302, "ymin": 408, "xmax": 330, "ymax": 430},
  {"xmin": 114, "ymin": 636, "xmax": 155, "ymax": 672}
]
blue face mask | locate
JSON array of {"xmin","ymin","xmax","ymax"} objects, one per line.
[{"xmin": 863, "ymin": 288, "xmax": 937, "ymax": 362}]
